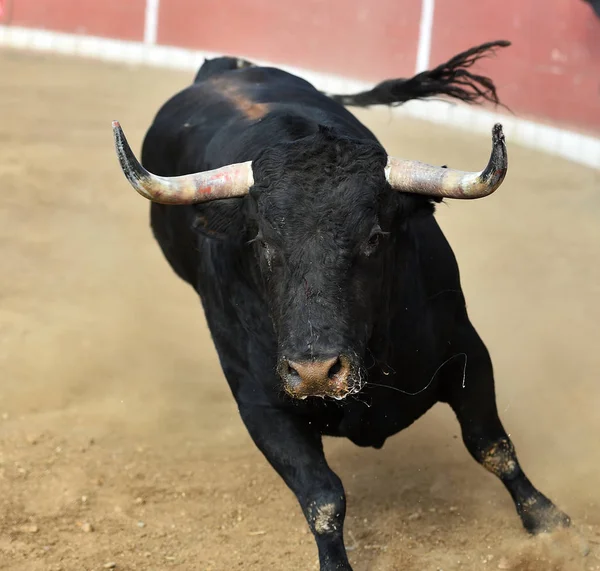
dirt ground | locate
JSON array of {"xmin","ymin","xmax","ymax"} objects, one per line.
[{"xmin": 0, "ymin": 49, "xmax": 599, "ymax": 571}]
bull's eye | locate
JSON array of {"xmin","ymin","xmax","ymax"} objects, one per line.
[
  {"xmin": 367, "ymin": 233, "xmax": 380, "ymax": 248},
  {"xmin": 363, "ymin": 227, "xmax": 384, "ymax": 256}
]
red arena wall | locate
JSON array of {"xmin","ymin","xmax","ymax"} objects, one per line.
[
  {"xmin": 156, "ymin": 0, "xmax": 422, "ymax": 85},
  {"xmin": 6, "ymin": 0, "xmax": 146, "ymax": 41},
  {"xmin": 2, "ymin": 0, "xmax": 599, "ymax": 135}
]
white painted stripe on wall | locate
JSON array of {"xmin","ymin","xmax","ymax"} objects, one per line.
[
  {"xmin": 144, "ymin": 0, "xmax": 160, "ymax": 45},
  {"xmin": 415, "ymin": 0, "xmax": 435, "ymax": 74},
  {"xmin": 0, "ymin": 25, "xmax": 598, "ymax": 170}
]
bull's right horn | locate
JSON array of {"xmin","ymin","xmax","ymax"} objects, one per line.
[{"xmin": 112, "ymin": 121, "xmax": 254, "ymax": 204}]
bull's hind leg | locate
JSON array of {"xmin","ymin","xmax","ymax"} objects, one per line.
[
  {"xmin": 238, "ymin": 404, "xmax": 352, "ymax": 571},
  {"xmin": 442, "ymin": 320, "xmax": 570, "ymax": 534}
]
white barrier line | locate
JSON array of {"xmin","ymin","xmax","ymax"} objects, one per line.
[
  {"xmin": 416, "ymin": 0, "xmax": 435, "ymax": 73},
  {"xmin": 0, "ymin": 25, "xmax": 598, "ymax": 170},
  {"xmin": 144, "ymin": 0, "xmax": 160, "ymax": 45}
]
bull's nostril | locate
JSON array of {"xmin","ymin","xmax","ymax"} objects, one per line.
[
  {"xmin": 285, "ymin": 361, "xmax": 298, "ymax": 376},
  {"xmin": 285, "ymin": 361, "xmax": 302, "ymax": 389},
  {"xmin": 328, "ymin": 357, "xmax": 342, "ymax": 379}
]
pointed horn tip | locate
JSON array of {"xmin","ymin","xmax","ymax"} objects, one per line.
[
  {"xmin": 492, "ymin": 123, "xmax": 505, "ymax": 145},
  {"xmin": 112, "ymin": 121, "xmax": 123, "ymax": 145}
]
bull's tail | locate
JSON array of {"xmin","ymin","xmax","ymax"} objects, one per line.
[{"xmin": 325, "ymin": 40, "xmax": 511, "ymax": 109}]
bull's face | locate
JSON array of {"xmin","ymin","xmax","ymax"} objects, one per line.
[
  {"xmin": 249, "ymin": 131, "xmax": 413, "ymax": 399},
  {"xmin": 112, "ymin": 121, "xmax": 507, "ymax": 400}
]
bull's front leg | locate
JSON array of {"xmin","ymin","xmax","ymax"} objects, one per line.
[
  {"xmin": 239, "ymin": 404, "xmax": 352, "ymax": 571},
  {"xmin": 443, "ymin": 321, "xmax": 571, "ymax": 534}
]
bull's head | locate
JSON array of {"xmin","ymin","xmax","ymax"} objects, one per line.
[{"xmin": 112, "ymin": 121, "xmax": 507, "ymax": 400}]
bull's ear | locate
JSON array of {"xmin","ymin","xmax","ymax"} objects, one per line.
[{"xmin": 191, "ymin": 199, "xmax": 249, "ymax": 241}]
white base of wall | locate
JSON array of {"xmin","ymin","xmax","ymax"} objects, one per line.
[{"xmin": 1, "ymin": 25, "xmax": 599, "ymax": 170}]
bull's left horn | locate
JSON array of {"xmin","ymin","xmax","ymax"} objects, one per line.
[
  {"xmin": 112, "ymin": 121, "xmax": 254, "ymax": 204},
  {"xmin": 385, "ymin": 124, "xmax": 507, "ymax": 199}
]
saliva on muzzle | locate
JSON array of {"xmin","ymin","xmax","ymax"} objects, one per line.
[{"xmin": 277, "ymin": 351, "xmax": 363, "ymax": 400}]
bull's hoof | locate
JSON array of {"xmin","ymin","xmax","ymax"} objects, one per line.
[{"xmin": 518, "ymin": 493, "xmax": 571, "ymax": 535}]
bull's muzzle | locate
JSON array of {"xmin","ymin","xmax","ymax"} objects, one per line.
[{"xmin": 278, "ymin": 354, "xmax": 361, "ymax": 400}]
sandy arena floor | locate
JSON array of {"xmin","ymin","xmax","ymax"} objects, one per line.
[{"xmin": 0, "ymin": 49, "xmax": 599, "ymax": 571}]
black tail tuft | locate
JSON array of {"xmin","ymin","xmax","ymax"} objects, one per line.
[{"xmin": 326, "ymin": 40, "xmax": 511, "ymax": 109}]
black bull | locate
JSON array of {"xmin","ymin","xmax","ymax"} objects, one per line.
[{"xmin": 113, "ymin": 41, "xmax": 570, "ymax": 570}]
